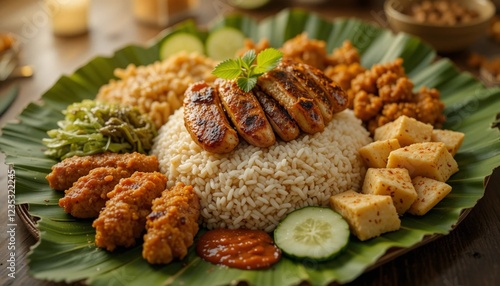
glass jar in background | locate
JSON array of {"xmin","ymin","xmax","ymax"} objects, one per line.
[
  {"xmin": 132, "ymin": 0, "xmax": 199, "ymax": 27},
  {"xmin": 45, "ymin": 0, "xmax": 91, "ymax": 37}
]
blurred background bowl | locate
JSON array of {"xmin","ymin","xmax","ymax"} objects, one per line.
[{"xmin": 384, "ymin": 0, "xmax": 496, "ymax": 53}]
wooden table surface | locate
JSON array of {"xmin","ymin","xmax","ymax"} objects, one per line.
[{"xmin": 0, "ymin": 0, "xmax": 499, "ymax": 285}]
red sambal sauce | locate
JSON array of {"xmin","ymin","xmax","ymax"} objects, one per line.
[{"xmin": 196, "ymin": 228, "xmax": 281, "ymax": 270}]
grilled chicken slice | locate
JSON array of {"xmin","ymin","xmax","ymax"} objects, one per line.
[
  {"xmin": 183, "ymin": 82, "xmax": 239, "ymax": 153},
  {"xmin": 296, "ymin": 60, "xmax": 348, "ymax": 114},
  {"xmin": 277, "ymin": 59, "xmax": 334, "ymax": 123},
  {"xmin": 253, "ymin": 87, "xmax": 300, "ymax": 141},
  {"xmin": 216, "ymin": 79, "xmax": 276, "ymax": 147},
  {"xmin": 257, "ymin": 70, "xmax": 325, "ymax": 134}
]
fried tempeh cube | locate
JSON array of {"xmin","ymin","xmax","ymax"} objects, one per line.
[
  {"xmin": 358, "ymin": 139, "xmax": 401, "ymax": 168},
  {"xmin": 431, "ymin": 129, "xmax": 465, "ymax": 156},
  {"xmin": 408, "ymin": 176, "xmax": 452, "ymax": 216},
  {"xmin": 142, "ymin": 182, "xmax": 200, "ymax": 264},
  {"xmin": 387, "ymin": 142, "xmax": 458, "ymax": 182},
  {"xmin": 46, "ymin": 152, "xmax": 159, "ymax": 191},
  {"xmin": 374, "ymin": 115, "xmax": 433, "ymax": 147},
  {"xmin": 362, "ymin": 168, "xmax": 417, "ymax": 215},
  {"xmin": 330, "ymin": 190, "xmax": 401, "ymax": 241},
  {"xmin": 58, "ymin": 167, "xmax": 133, "ymax": 218},
  {"xmin": 92, "ymin": 171, "xmax": 167, "ymax": 251}
]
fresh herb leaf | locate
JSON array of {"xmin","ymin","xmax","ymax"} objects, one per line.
[
  {"xmin": 212, "ymin": 59, "xmax": 242, "ymax": 79},
  {"xmin": 240, "ymin": 49, "xmax": 256, "ymax": 70},
  {"xmin": 237, "ymin": 77, "xmax": 258, "ymax": 93},
  {"xmin": 211, "ymin": 48, "xmax": 283, "ymax": 92},
  {"xmin": 254, "ymin": 48, "xmax": 284, "ymax": 75}
]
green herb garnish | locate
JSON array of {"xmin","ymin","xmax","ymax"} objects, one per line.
[{"xmin": 212, "ymin": 48, "xmax": 283, "ymax": 92}]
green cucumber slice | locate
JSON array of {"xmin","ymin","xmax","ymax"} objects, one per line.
[
  {"xmin": 274, "ymin": 206, "xmax": 350, "ymax": 261},
  {"xmin": 206, "ymin": 27, "xmax": 246, "ymax": 61},
  {"xmin": 159, "ymin": 32, "xmax": 205, "ymax": 60}
]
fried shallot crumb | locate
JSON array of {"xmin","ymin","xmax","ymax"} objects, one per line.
[{"xmin": 280, "ymin": 32, "xmax": 328, "ymax": 70}]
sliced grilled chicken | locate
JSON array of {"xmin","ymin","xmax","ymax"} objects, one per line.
[
  {"xmin": 257, "ymin": 70, "xmax": 325, "ymax": 134},
  {"xmin": 297, "ymin": 60, "xmax": 348, "ymax": 114},
  {"xmin": 183, "ymin": 82, "xmax": 239, "ymax": 153},
  {"xmin": 253, "ymin": 87, "xmax": 300, "ymax": 141},
  {"xmin": 277, "ymin": 59, "xmax": 334, "ymax": 123},
  {"xmin": 216, "ymin": 79, "xmax": 276, "ymax": 148}
]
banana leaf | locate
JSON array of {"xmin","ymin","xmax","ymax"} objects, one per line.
[{"xmin": 1, "ymin": 8, "xmax": 499, "ymax": 286}]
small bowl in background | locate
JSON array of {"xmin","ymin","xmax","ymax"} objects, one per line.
[{"xmin": 384, "ymin": 0, "xmax": 496, "ymax": 53}]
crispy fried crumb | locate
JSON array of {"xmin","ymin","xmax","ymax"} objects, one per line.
[
  {"xmin": 92, "ymin": 171, "xmax": 167, "ymax": 251},
  {"xmin": 351, "ymin": 59, "xmax": 445, "ymax": 134},
  {"xmin": 142, "ymin": 182, "xmax": 200, "ymax": 264}
]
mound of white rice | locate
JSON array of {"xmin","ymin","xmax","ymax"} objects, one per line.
[{"xmin": 151, "ymin": 108, "xmax": 372, "ymax": 232}]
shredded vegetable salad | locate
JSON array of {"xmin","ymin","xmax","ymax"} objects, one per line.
[{"xmin": 43, "ymin": 100, "xmax": 157, "ymax": 160}]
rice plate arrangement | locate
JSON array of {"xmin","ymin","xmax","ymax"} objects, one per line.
[
  {"xmin": 152, "ymin": 108, "xmax": 371, "ymax": 231},
  {"xmin": 0, "ymin": 9, "xmax": 499, "ymax": 286}
]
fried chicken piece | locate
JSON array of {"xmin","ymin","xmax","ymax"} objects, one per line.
[
  {"xmin": 350, "ymin": 58, "xmax": 445, "ymax": 133},
  {"xmin": 92, "ymin": 172, "xmax": 167, "ymax": 251},
  {"xmin": 353, "ymin": 91, "xmax": 383, "ymax": 121},
  {"xmin": 376, "ymin": 72, "xmax": 414, "ymax": 103},
  {"xmin": 235, "ymin": 38, "xmax": 270, "ymax": 57},
  {"xmin": 326, "ymin": 40, "xmax": 361, "ymax": 66},
  {"xmin": 351, "ymin": 58, "xmax": 407, "ymax": 95},
  {"xmin": 371, "ymin": 58, "xmax": 407, "ymax": 78},
  {"xmin": 324, "ymin": 62, "xmax": 366, "ymax": 91},
  {"xmin": 58, "ymin": 167, "xmax": 133, "ymax": 218},
  {"xmin": 142, "ymin": 182, "xmax": 200, "ymax": 264},
  {"xmin": 281, "ymin": 33, "xmax": 328, "ymax": 70},
  {"xmin": 415, "ymin": 87, "xmax": 446, "ymax": 126},
  {"xmin": 46, "ymin": 152, "xmax": 159, "ymax": 191},
  {"xmin": 381, "ymin": 102, "xmax": 418, "ymax": 120}
]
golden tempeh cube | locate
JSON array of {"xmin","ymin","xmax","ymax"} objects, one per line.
[
  {"xmin": 387, "ymin": 142, "xmax": 459, "ymax": 182},
  {"xmin": 374, "ymin": 115, "xmax": 433, "ymax": 147},
  {"xmin": 431, "ymin": 129, "xmax": 465, "ymax": 156},
  {"xmin": 361, "ymin": 168, "xmax": 417, "ymax": 215},
  {"xmin": 330, "ymin": 190, "xmax": 401, "ymax": 241},
  {"xmin": 359, "ymin": 139, "xmax": 401, "ymax": 168},
  {"xmin": 408, "ymin": 176, "xmax": 452, "ymax": 216}
]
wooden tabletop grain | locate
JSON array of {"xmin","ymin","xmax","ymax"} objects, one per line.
[{"xmin": 0, "ymin": 0, "xmax": 499, "ymax": 285}]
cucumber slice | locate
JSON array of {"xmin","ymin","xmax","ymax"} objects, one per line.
[
  {"xmin": 206, "ymin": 27, "xmax": 246, "ymax": 61},
  {"xmin": 159, "ymin": 32, "xmax": 204, "ymax": 60},
  {"xmin": 274, "ymin": 206, "xmax": 350, "ymax": 261}
]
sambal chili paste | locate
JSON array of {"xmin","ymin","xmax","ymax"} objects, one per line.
[{"xmin": 196, "ymin": 228, "xmax": 281, "ymax": 270}]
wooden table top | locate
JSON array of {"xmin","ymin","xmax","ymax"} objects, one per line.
[{"xmin": 0, "ymin": 0, "xmax": 498, "ymax": 285}]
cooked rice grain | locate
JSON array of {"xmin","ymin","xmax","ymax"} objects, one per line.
[
  {"xmin": 151, "ymin": 108, "xmax": 372, "ymax": 232},
  {"xmin": 96, "ymin": 52, "xmax": 216, "ymax": 128}
]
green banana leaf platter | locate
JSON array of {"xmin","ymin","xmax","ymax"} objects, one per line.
[{"xmin": 1, "ymin": 9, "xmax": 499, "ymax": 286}]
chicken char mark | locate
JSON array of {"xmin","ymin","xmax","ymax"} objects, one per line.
[
  {"xmin": 183, "ymin": 82, "xmax": 239, "ymax": 154},
  {"xmin": 297, "ymin": 60, "xmax": 348, "ymax": 113},
  {"xmin": 257, "ymin": 69, "xmax": 325, "ymax": 134},
  {"xmin": 277, "ymin": 59, "xmax": 347, "ymax": 123},
  {"xmin": 253, "ymin": 87, "xmax": 300, "ymax": 142},
  {"xmin": 216, "ymin": 79, "xmax": 276, "ymax": 148},
  {"xmin": 277, "ymin": 59, "xmax": 335, "ymax": 123}
]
